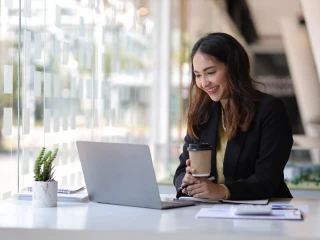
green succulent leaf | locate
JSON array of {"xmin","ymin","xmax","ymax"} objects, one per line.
[
  {"xmin": 34, "ymin": 147, "xmax": 45, "ymax": 178},
  {"xmin": 33, "ymin": 147, "xmax": 59, "ymax": 182}
]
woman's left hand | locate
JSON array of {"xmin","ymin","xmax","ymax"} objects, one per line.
[{"xmin": 185, "ymin": 178, "xmax": 226, "ymax": 200}]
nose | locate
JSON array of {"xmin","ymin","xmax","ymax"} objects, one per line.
[{"xmin": 202, "ymin": 77, "xmax": 210, "ymax": 88}]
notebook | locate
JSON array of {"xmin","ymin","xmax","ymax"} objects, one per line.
[
  {"xmin": 221, "ymin": 198, "xmax": 269, "ymax": 205},
  {"xmin": 76, "ymin": 141, "xmax": 195, "ymax": 210},
  {"xmin": 179, "ymin": 196, "xmax": 269, "ymax": 205}
]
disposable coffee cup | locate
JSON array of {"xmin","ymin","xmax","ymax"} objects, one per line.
[{"xmin": 187, "ymin": 143, "xmax": 212, "ymax": 177}]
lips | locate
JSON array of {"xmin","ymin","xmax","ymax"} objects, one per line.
[{"xmin": 206, "ymin": 86, "xmax": 219, "ymax": 95}]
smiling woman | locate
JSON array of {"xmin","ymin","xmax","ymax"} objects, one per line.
[{"xmin": 173, "ymin": 32, "xmax": 293, "ymax": 201}]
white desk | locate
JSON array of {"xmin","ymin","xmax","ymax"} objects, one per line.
[{"xmin": 0, "ymin": 186, "xmax": 320, "ymax": 240}]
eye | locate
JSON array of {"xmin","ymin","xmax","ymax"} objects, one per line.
[
  {"xmin": 207, "ymin": 72, "xmax": 216, "ymax": 75},
  {"xmin": 195, "ymin": 75, "xmax": 201, "ymax": 78}
]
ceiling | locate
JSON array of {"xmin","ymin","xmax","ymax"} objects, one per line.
[
  {"xmin": 245, "ymin": 0, "xmax": 302, "ymax": 53},
  {"xmin": 246, "ymin": 0, "xmax": 301, "ymax": 37}
]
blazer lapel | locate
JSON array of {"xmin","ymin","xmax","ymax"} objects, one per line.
[
  {"xmin": 200, "ymin": 103, "xmax": 220, "ymax": 183},
  {"xmin": 223, "ymin": 129, "xmax": 247, "ymax": 182}
]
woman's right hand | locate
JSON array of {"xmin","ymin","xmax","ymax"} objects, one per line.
[{"xmin": 181, "ymin": 159, "xmax": 200, "ymax": 195}]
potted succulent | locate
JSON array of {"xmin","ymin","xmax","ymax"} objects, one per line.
[{"xmin": 32, "ymin": 147, "xmax": 59, "ymax": 208}]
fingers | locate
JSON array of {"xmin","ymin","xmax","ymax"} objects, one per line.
[
  {"xmin": 180, "ymin": 159, "xmax": 199, "ymax": 190},
  {"xmin": 185, "ymin": 159, "xmax": 194, "ymax": 174},
  {"xmin": 185, "ymin": 182, "xmax": 202, "ymax": 192},
  {"xmin": 181, "ymin": 174, "xmax": 199, "ymax": 187},
  {"xmin": 188, "ymin": 182, "xmax": 221, "ymax": 200},
  {"xmin": 186, "ymin": 159, "xmax": 191, "ymax": 166},
  {"xmin": 185, "ymin": 183, "xmax": 203, "ymax": 196},
  {"xmin": 193, "ymin": 192, "xmax": 205, "ymax": 198},
  {"xmin": 182, "ymin": 187, "xmax": 187, "ymax": 194},
  {"xmin": 185, "ymin": 166, "xmax": 194, "ymax": 175}
]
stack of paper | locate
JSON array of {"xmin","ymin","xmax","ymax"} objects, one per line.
[
  {"xmin": 12, "ymin": 190, "xmax": 89, "ymax": 203},
  {"xmin": 195, "ymin": 204, "xmax": 303, "ymax": 220},
  {"xmin": 26, "ymin": 185, "xmax": 85, "ymax": 194}
]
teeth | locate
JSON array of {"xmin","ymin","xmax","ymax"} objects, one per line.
[{"xmin": 209, "ymin": 86, "xmax": 218, "ymax": 91}]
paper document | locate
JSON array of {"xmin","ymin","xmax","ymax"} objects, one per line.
[
  {"xmin": 221, "ymin": 199, "xmax": 269, "ymax": 205},
  {"xmin": 178, "ymin": 197, "xmax": 269, "ymax": 205},
  {"xmin": 27, "ymin": 185, "xmax": 85, "ymax": 194},
  {"xmin": 196, "ymin": 205, "xmax": 302, "ymax": 220},
  {"xmin": 12, "ymin": 190, "xmax": 89, "ymax": 202},
  {"xmin": 179, "ymin": 196, "xmax": 219, "ymax": 203}
]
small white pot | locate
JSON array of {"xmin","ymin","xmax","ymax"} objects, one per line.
[{"xmin": 32, "ymin": 181, "xmax": 58, "ymax": 208}]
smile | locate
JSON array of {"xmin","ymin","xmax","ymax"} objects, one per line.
[{"xmin": 206, "ymin": 86, "xmax": 219, "ymax": 95}]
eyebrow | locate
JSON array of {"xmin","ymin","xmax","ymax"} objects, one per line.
[{"xmin": 193, "ymin": 66, "xmax": 216, "ymax": 73}]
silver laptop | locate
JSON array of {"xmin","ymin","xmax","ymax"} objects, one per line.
[{"xmin": 76, "ymin": 141, "xmax": 195, "ymax": 209}]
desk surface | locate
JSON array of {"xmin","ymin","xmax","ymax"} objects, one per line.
[{"xmin": 0, "ymin": 186, "xmax": 320, "ymax": 239}]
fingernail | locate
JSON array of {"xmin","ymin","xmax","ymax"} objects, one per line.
[
  {"xmin": 189, "ymin": 180, "xmax": 193, "ymax": 184},
  {"xmin": 197, "ymin": 181, "xmax": 200, "ymax": 183}
]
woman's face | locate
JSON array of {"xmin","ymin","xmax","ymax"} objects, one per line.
[{"xmin": 193, "ymin": 52, "xmax": 230, "ymax": 106}]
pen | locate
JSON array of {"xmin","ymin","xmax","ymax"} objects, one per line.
[
  {"xmin": 178, "ymin": 185, "xmax": 190, "ymax": 191},
  {"xmin": 271, "ymin": 204, "xmax": 298, "ymax": 210}
]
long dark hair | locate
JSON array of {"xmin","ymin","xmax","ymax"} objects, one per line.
[{"xmin": 187, "ymin": 32, "xmax": 260, "ymax": 140}]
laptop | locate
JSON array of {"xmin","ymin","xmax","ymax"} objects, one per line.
[{"xmin": 76, "ymin": 141, "xmax": 195, "ymax": 209}]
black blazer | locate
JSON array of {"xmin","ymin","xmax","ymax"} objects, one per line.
[{"xmin": 174, "ymin": 91, "xmax": 293, "ymax": 200}]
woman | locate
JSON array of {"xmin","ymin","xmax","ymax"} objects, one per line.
[{"xmin": 173, "ymin": 32, "xmax": 293, "ymax": 200}]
